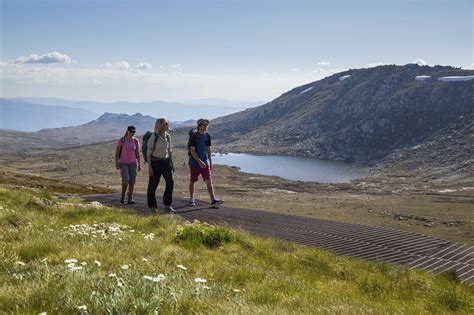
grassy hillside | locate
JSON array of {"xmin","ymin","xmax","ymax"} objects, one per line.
[{"xmin": 1, "ymin": 186, "xmax": 472, "ymax": 313}]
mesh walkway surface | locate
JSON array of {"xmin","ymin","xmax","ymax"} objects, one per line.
[{"xmin": 83, "ymin": 193, "xmax": 474, "ymax": 283}]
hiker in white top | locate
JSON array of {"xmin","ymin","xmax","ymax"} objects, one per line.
[{"xmin": 146, "ymin": 118, "xmax": 175, "ymax": 213}]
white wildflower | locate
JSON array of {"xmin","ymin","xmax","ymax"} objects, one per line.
[
  {"xmin": 176, "ymin": 264, "xmax": 188, "ymax": 271},
  {"xmin": 121, "ymin": 264, "xmax": 129, "ymax": 270},
  {"xmin": 38, "ymin": 312, "xmax": 47, "ymax": 315},
  {"xmin": 94, "ymin": 260, "xmax": 101, "ymax": 267},
  {"xmin": 203, "ymin": 285, "xmax": 211, "ymax": 290},
  {"xmin": 40, "ymin": 258, "xmax": 48, "ymax": 263},
  {"xmin": 15, "ymin": 261, "xmax": 26, "ymax": 266},
  {"xmin": 194, "ymin": 277, "xmax": 207, "ymax": 283},
  {"xmin": 90, "ymin": 201, "xmax": 102, "ymax": 208},
  {"xmin": 233, "ymin": 289, "xmax": 240, "ymax": 292},
  {"xmin": 153, "ymin": 274, "xmax": 165, "ymax": 282},
  {"xmin": 144, "ymin": 233, "xmax": 155, "ymax": 240},
  {"xmin": 67, "ymin": 263, "xmax": 76, "ymax": 268},
  {"xmin": 64, "ymin": 258, "xmax": 78, "ymax": 264},
  {"xmin": 108, "ymin": 273, "xmax": 116, "ymax": 277},
  {"xmin": 69, "ymin": 266, "xmax": 83, "ymax": 271},
  {"xmin": 130, "ymin": 229, "xmax": 135, "ymax": 233},
  {"xmin": 77, "ymin": 305, "xmax": 87, "ymax": 311},
  {"xmin": 81, "ymin": 262, "xmax": 87, "ymax": 266},
  {"xmin": 144, "ymin": 274, "xmax": 165, "ymax": 282},
  {"xmin": 142, "ymin": 257, "xmax": 148, "ymax": 262}
]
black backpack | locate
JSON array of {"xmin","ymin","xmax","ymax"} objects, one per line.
[
  {"xmin": 187, "ymin": 129, "xmax": 210, "ymax": 156},
  {"xmin": 142, "ymin": 132, "xmax": 170, "ymax": 162}
]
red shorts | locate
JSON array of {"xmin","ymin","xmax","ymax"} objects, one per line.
[{"xmin": 190, "ymin": 166, "xmax": 211, "ymax": 182}]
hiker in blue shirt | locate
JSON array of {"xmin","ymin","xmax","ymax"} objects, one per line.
[{"xmin": 188, "ymin": 118, "xmax": 222, "ymax": 207}]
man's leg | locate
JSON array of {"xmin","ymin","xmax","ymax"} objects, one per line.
[
  {"xmin": 205, "ymin": 178, "xmax": 216, "ymax": 202},
  {"xmin": 189, "ymin": 181, "xmax": 195, "ymax": 200}
]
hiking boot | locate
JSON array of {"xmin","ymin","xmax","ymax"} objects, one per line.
[
  {"xmin": 210, "ymin": 199, "xmax": 223, "ymax": 207},
  {"xmin": 127, "ymin": 195, "xmax": 135, "ymax": 204},
  {"xmin": 188, "ymin": 199, "xmax": 196, "ymax": 207},
  {"xmin": 120, "ymin": 193, "xmax": 125, "ymax": 204},
  {"xmin": 164, "ymin": 205, "xmax": 176, "ymax": 213}
]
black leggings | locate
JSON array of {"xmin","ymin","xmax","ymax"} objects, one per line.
[{"xmin": 147, "ymin": 159, "xmax": 174, "ymax": 208}]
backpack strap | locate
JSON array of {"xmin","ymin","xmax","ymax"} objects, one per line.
[{"xmin": 152, "ymin": 132, "xmax": 159, "ymax": 153}]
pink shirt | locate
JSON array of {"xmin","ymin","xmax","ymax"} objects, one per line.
[{"xmin": 116, "ymin": 137, "xmax": 140, "ymax": 164}]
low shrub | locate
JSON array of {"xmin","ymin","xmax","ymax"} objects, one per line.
[{"xmin": 174, "ymin": 221, "xmax": 234, "ymax": 249}]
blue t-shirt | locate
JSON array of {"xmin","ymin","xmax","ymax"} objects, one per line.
[{"xmin": 189, "ymin": 131, "xmax": 211, "ymax": 168}]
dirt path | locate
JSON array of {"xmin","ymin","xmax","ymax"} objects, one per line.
[{"xmin": 83, "ymin": 193, "xmax": 474, "ymax": 283}]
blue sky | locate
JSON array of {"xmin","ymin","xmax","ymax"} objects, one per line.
[{"xmin": 1, "ymin": 0, "xmax": 472, "ymax": 102}]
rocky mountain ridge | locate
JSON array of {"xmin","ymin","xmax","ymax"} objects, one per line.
[{"xmin": 211, "ymin": 65, "xmax": 473, "ymax": 166}]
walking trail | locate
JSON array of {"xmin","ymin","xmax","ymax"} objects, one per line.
[{"xmin": 83, "ymin": 193, "xmax": 474, "ymax": 284}]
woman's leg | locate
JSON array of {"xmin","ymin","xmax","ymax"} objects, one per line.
[
  {"xmin": 162, "ymin": 160, "xmax": 174, "ymax": 206},
  {"xmin": 127, "ymin": 163, "xmax": 137, "ymax": 203},
  {"xmin": 146, "ymin": 161, "xmax": 160, "ymax": 208},
  {"xmin": 119, "ymin": 163, "xmax": 129, "ymax": 203}
]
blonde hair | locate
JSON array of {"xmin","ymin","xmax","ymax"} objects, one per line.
[{"xmin": 154, "ymin": 117, "xmax": 169, "ymax": 135}]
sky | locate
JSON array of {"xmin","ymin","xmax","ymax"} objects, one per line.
[{"xmin": 1, "ymin": 0, "xmax": 473, "ymax": 103}]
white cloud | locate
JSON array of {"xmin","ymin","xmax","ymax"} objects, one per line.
[
  {"xmin": 100, "ymin": 61, "xmax": 130, "ymax": 70},
  {"xmin": 467, "ymin": 64, "xmax": 474, "ymax": 70},
  {"xmin": 290, "ymin": 68, "xmax": 301, "ymax": 72},
  {"xmin": 316, "ymin": 61, "xmax": 330, "ymax": 67},
  {"xmin": 14, "ymin": 51, "xmax": 72, "ymax": 64},
  {"xmin": 365, "ymin": 62, "xmax": 386, "ymax": 68},
  {"xmin": 410, "ymin": 59, "xmax": 427, "ymax": 66},
  {"xmin": 0, "ymin": 62, "xmax": 326, "ymax": 102},
  {"xmin": 135, "ymin": 63, "xmax": 152, "ymax": 71}
]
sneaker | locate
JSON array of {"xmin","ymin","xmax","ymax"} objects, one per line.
[
  {"xmin": 149, "ymin": 207, "xmax": 157, "ymax": 214},
  {"xmin": 164, "ymin": 205, "xmax": 176, "ymax": 213},
  {"xmin": 210, "ymin": 199, "xmax": 223, "ymax": 207},
  {"xmin": 188, "ymin": 199, "xmax": 196, "ymax": 207},
  {"xmin": 120, "ymin": 193, "xmax": 125, "ymax": 204},
  {"xmin": 127, "ymin": 195, "xmax": 135, "ymax": 204}
]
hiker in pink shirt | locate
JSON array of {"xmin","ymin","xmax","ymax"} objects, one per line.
[{"xmin": 115, "ymin": 125, "xmax": 141, "ymax": 204}]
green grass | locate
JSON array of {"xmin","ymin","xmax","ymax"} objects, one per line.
[{"xmin": 0, "ymin": 186, "xmax": 473, "ymax": 314}]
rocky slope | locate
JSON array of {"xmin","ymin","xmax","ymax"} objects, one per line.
[{"xmin": 211, "ymin": 65, "xmax": 474, "ymax": 164}]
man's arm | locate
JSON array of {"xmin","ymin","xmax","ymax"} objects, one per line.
[{"xmin": 207, "ymin": 147, "xmax": 212, "ymax": 169}]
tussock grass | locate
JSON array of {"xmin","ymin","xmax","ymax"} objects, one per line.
[{"xmin": 0, "ymin": 186, "xmax": 473, "ymax": 314}]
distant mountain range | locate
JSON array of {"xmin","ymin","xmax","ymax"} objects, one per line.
[
  {"xmin": 3, "ymin": 97, "xmax": 261, "ymax": 128},
  {"xmin": 0, "ymin": 100, "xmax": 98, "ymax": 131},
  {"xmin": 211, "ymin": 64, "xmax": 474, "ymax": 166},
  {"xmin": 0, "ymin": 113, "xmax": 194, "ymax": 152}
]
